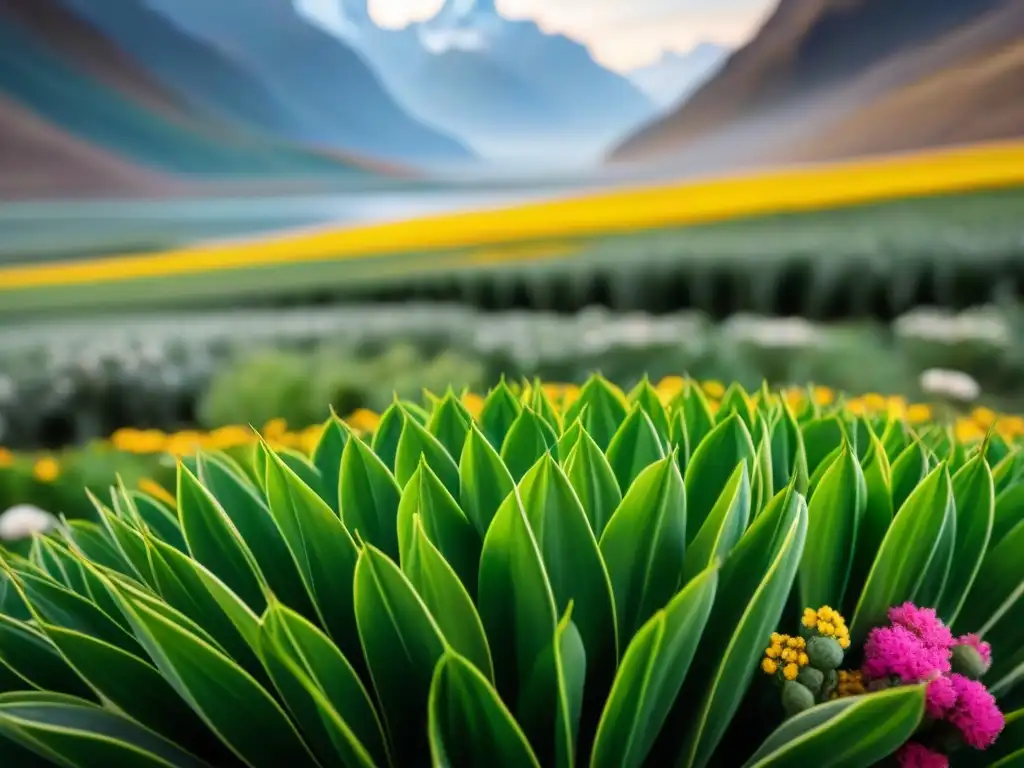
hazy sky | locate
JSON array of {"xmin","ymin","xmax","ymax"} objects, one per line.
[{"xmin": 326, "ymin": 0, "xmax": 775, "ymax": 71}]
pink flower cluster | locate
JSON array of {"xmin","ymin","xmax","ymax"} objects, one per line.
[{"xmin": 862, "ymin": 603, "xmax": 1004, "ymax": 759}]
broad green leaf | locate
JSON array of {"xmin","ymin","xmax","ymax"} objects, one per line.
[
  {"xmin": 61, "ymin": 520, "xmax": 132, "ymax": 578},
  {"xmin": 606, "ymin": 406, "xmax": 666, "ymax": 493},
  {"xmin": 340, "ymin": 435, "xmax": 402, "ymax": 561},
  {"xmin": 769, "ymin": 403, "xmax": 803, "ymax": 492},
  {"xmin": 516, "ymin": 606, "xmax": 587, "ymax": 768},
  {"xmin": 404, "ymin": 514, "xmax": 493, "ymax": 679},
  {"xmin": 0, "ymin": 615, "xmax": 94, "ymax": 700},
  {"xmin": 119, "ymin": 593, "xmax": 318, "ymax": 768},
  {"xmin": 7, "ymin": 568, "xmax": 139, "ymax": 656},
  {"xmin": 427, "ymin": 393, "xmax": 472, "ymax": 460},
  {"xmin": 479, "ymin": 378, "xmax": 523, "ymax": 450},
  {"xmin": 556, "ymin": 416, "xmax": 584, "ymax": 464},
  {"xmin": 264, "ymin": 447, "xmax": 361, "ymax": 660},
  {"xmin": 518, "ymin": 455, "xmax": 618, "ymax": 683},
  {"xmin": 177, "ymin": 465, "xmax": 265, "ymax": 613},
  {"xmin": 40, "ymin": 624, "xmax": 225, "ymax": 761},
  {"xmin": 719, "ymin": 383, "xmax": 754, "ymax": 429},
  {"xmin": 428, "ymin": 651, "xmax": 542, "ymax": 768},
  {"xmin": 395, "ymin": 412, "xmax": 460, "ymax": 496},
  {"xmin": 683, "ymin": 463, "xmax": 750, "ymax": 585},
  {"xmin": 256, "ymin": 442, "xmax": 325, "ymax": 498},
  {"xmin": 750, "ymin": 428, "xmax": 774, "ymax": 517},
  {"xmin": 851, "ymin": 463, "xmax": 954, "ymax": 644},
  {"xmin": 564, "ymin": 428, "xmax": 622, "ymax": 539},
  {"xmin": 371, "ymin": 401, "xmax": 405, "ymax": 470},
  {"xmin": 953, "ymin": 518, "xmax": 1024, "ymax": 667},
  {"xmin": 743, "ymin": 685, "xmax": 925, "ymax": 767},
  {"xmin": 478, "ymin": 490, "xmax": 559, "ymax": 703},
  {"xmin": 684, "ymin": 414, "xmax": 755, "ymax": 542},
  {"xmin": 141, "ymin": 536, "xmax": 266, "ymax": 680},
  {"xmin": 628, "ymin": 377, "xmax": 671, "ymax": 444},
  {"xmin": 800, "ymin": 444, "xmax": 866, "ymax": 611},
  {"xmin": 459, "ymin": 424, "xmax": 515, "ymax": 538},
  {"xmin": 311, "ymin": 414, "xmax": 350, "ymax": 512},
  {"xmin": 502, "ymin": 407, "xmax": 558, "ymax": 481},
  {"xmin": 0, "ymin": 691, "xmax": 210, "ymax": 768},
  {"xmin": 890, "ymin": 440, "xmax": 929, "ymax": 513},
  {"xmin": 129, "ymin": 491, "xmax": 186, "ymax": 553},
  {"xmin": 938, "ymin": 453, "xmax": 994, "ymax": 624},
  {"xmin": 672, "ymin": 381, "xmax": 715, "ymax": 453},
  {"xmin": 806, "ymin": 444, "xmax": 842, "ymax": 499},
  {"xmin": 398, "ymin": 460, "xmax": 481, "ymax": 599},
  {"xmin": 845, "ymin": 433, "xmax": 893, "ymax": 617},
  {"xmin": 563, "ymin": 376, "xmax": 628, "ymax": 451},
  {"xmin": 590, "ymin": 565, "xmax": 718, "ymax": 768},
  {"xmin": 801, "ymin": 417, "xmax": 845, "ymax": 475},
  {"xmin": 195, "ymin": 452, "xmax": 312, "ymax": 617},
  {"xmin": 993, "ymin": 481, "xmax": 1024, "ymax": 543},
  {"xmin": 600, "ymin": 456, "xmax": 686, "ymax": 642},
  {"xmin": 259, "ymin": 601, "xmax": 389, "ymax": 768},
  {"xmin": 662, "ymin": 485, "xmax": 808, "ymax": 768},
  {"xmin": 353, "ymin": 544, "xmax": 448, "ymax": 765},
  {"xmin": 881, "ymin": 418, "xmax": 911, "ymax": 461},
  {"xmin": 528, "ymin": 380, "xmax": 564, "ymax": 434}
]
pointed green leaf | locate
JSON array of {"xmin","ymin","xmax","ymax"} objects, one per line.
[
  {"xmin": 0, "ymin": 692, "xmax": 211, "ymax": 768},
  {"xmin": 353, "ymin": 544, "xmax": 448, "ymax": 765},
  {"xmin": 0, "ymin": 615, "xmax": 93, "ymax": 700},
  {"xmin": 311, "ymin": 414, "xmax": 350, "ymax": 512},
  {"xmin": 800, "ymin": 444, "xmax": 866, "ymax": 611},
  {"xmin": 564, "ymin": 376, "xmax": 628, "ymax": 451},
  {"xmin": 395, "ymin": 412, "xmax": 460, "ymax": 496},
  {"xmin": 564, "ymin": 428, "xmax": 622, "ymax": 539},
  {"xmin": 340, "ymin": 436, "xmax": 402, "ymax": 561},
  {"xmin": 404, "ymin": 515, "xmax": 493, "ymax": 680},
  {"xmin": 801, "ymin": 417, "xmax": 845, "ymax": 475},
  {"xmin": 459, "ymin": 424, "xmax": 515, "ymax": 538},
  {"xmin": 743, "ymin": 685, "xmax": 925, "ymax": 767},
  {"xmin": 591, "ymin": 566, "xmax": 718, "ymax": 768},
  {"xmin": 684, "ymin": 414, "xmax": 755, "ymax": 542},
  {"xmin": 502, "ymin": 407, "xmax": 558, "ymax": 482},
  {"xmin": 606, "ymin": 407, "xmax": 666, "ymax": 493},
  {"xmin": 683, "ymin": 463, "xmax": 751, "ymax": 585},
  {"xmin": 371, "ymin": 402, "xmax": 405, "ymax": 470},
  {"xmin": 845, "ymin": 432, "xmax": 893, "ymax": 617},
  {"xmin": 890, "ymin": 440, "xmax": 929, "ymax": 514},
  {"xmin": 398, "ymin": 460, "xmax": 481, "ymax": 599},
  {"xmin": 428, "ymin": 394, "xmax": 472, "ymax": 460},
  {"xmin": 851, "ymin": 463, "xmax": 954, "ymax": 644},
  {"xmin": 428, "ymin": 651, "xmax": 542, "ymax": 768},
  {"xmin": 177, "ymin": 465, "xmax": 265, "ymax": 614},
  {"xmin": 937, "ymin": 453, "xmax": 994, "ymax": 624},
  {"xmin": 628, "ymin": 377, "xmax": 671, "ymax": 445},
  {"xmin": 600, "ymin": 456, "xmax": 686, "ymax": 642},
  {"xmin": 258, "ymin": 601, "xmax": 389, "ymax": 768}
]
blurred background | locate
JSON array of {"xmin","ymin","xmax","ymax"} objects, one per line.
[{"xmin": 1, "ymin": 0, "xmax": 1023, "ymax": 522}]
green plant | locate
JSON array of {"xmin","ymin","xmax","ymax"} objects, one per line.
[{"xmin": 0, "ymin": 377, "xmax": 1020, "ymax": 766}]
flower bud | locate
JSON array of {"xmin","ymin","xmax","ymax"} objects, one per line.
[
  {"xmin": 781, "ymin": 680, "xmax": 815, "ymax": 717},
  {"xmin": 806, "ymin": 636, "xmax": 844, "ymax": 671},
  {"xmin": 797, "ymin": 666, "xmax": 824, "ymax": 696},
  {"xmin": 951, "ymin": 643, "xmax": 989, "ymax": 680}
]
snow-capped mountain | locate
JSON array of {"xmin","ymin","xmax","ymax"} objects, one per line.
[
  {"xmin": 628, "ymin": 43, "xmax": 731, "ymax": 109},
  {"xmin": 302, "ymin": 0, "xmax": 656, "ymax": 162}
]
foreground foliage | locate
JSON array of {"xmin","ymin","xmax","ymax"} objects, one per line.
[{"xmin": 0, "ymin": 376, "xmax": 1021, "ymax": 767}]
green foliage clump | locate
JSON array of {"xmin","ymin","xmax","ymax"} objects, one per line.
[{"xmin": 0, "ymin": 376, "xmax": 1021, "ymax": 767}]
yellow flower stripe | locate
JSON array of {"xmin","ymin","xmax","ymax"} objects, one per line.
[{"xmin": 1, "ymin": 142, "xmax": 1023, "ymax": 291}]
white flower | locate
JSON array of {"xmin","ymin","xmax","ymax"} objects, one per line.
[
  {"xmin": 919, "ymin": 368, "xmax": 981, "ymax": 402},
  {"xmin": 0, "ymin": 504, "xmax": 57, "ymax": 541}
]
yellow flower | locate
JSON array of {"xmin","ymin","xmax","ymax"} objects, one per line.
[
  {"xmin": 32, "ymin": 456, "xmax": 60, "ymax": 483},
  {"xmin": 761, "ymin": 658, "xmax": 778, "ymax": 675},
  {"xmin": 461, "ymin": 392, "xmax": 485, "ymax": 418},
  {"xmin": 0, "ymin": 447, "xmax": 13, "ymax": 469},
  {"xmin": 955, "ymin": 420, "xmax": 985, "ymax": 444},
  {"xmin": 783, "ymin": 663, "xmax": 799, "ymax": 681},
  {"xmin": 770, "ymin": 632, "xmax": 785, "ymax": 645},
  {"xmin": 846, "ymin": 398, "xmax": 867, "ymax": 416},
  {"xmin": 906, "ymin": 404, "xmax": 932, "ymax": 424},
  {"xmin": 836, "ymin": 670, "xmax": 866, "ymax": 698},
  {"xmin": 655, "ymin": 376, "xmax": 687, "ymax": 403},
  {"xmin": 346, "ymin": 408, "xmax": 381, "ymax": 434},
  {"xmin": 812, "ymin": 386, "xmax": 835, "ymax": 406},
  {"xmin": 702, "ymin": 380, "xmax": 725, "ymax": 399},
  {"xmin": 139, "ymin": 478, "xmax": 176, "ymax": 507},
  {"xmin": 886, "ymin": 396, "xmax": 908, "ymax": 418},
  {"xmin": 971, "ymin": 407, "xmax": 996, "ymax": 428},
  {"xmin": 798, "ymin": 652, "xmax": 810, "ymax": 667},
  {"xmin": 765, "ymin": 645, "xmax": 781, "ymax": 659},
  {"xmin": 262, "ymin": 418, "xmax": 288, "ymax": 440}
]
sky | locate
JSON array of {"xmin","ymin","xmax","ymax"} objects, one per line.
[{"xmin": 318, "ymin": 0, "xmax": 776, "ymax": 72}]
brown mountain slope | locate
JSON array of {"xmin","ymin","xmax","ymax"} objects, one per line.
[
  {"xmin": 610, "ymin": 0, "xmax": 1016, "ymax": 164},
  {"xmin": 0, "ymin": 94, "xmax": 173, "ymax": 200},
  {"xmin": 0, "ymin": 0, "xmax": 185, "ymax": 116}
]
